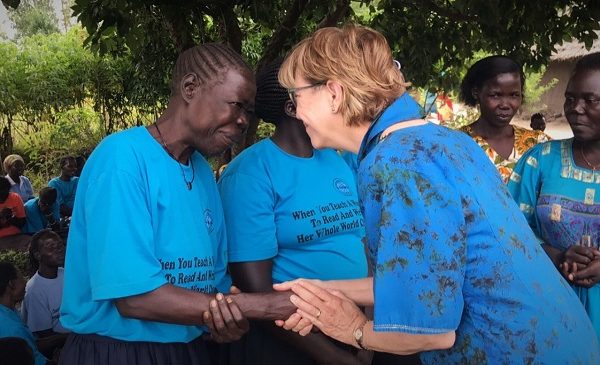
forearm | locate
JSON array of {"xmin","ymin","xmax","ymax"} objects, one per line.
[
  {"xmin": 115, "ymin": 284, "xmax": 294, "ymax": 324},
  {"xmin": 360, "ymin": 321, "xmax": 455, "ymax": 355},
  {"xmin": 542, "ymin": 244, "xmax": 564, "ymax": 267},
  {"xmin": 322, "ymin": 277, "xmax": 374, "ymax": 306}
]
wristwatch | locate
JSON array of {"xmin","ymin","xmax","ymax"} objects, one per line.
[{"xmin": 353, "ymin": 320, "xmax": 369, "ymax": 350}]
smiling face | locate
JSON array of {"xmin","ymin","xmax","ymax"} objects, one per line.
[
  {"xmin": 475, "ymin": 72, "xmax": 523, "ymax": 128},
  {"xmin": 564, "ymin": 69, "xmax": 600, "ymax": 143},
  {"xmin": 291, "ymin": 76, "xmax": 346, "ymax": 149},
  {"xmin": 186, "ymin": 68, "xmax": 256, "ymax": 157},
  {"xmin": 38, "ymin": 236, "xmax": 66, "ymax": 268}
]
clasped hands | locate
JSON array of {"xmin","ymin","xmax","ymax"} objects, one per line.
[
  {"xmin": 203, "ymin": 280, "xmax": 367, "ymax": 348},
  {"xmin": 560, "ymin": 245, "xmax": 600, "ymax": 288}
]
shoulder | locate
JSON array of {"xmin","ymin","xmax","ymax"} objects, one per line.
[
  {"xmin": 220, "ymin": 139, "xmax": 273, "ymax": 180},
  {"xmin": 7, "ymin": 193, "xmax": 23, "ymax": 205}
]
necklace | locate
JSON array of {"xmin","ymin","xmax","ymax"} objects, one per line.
[
  {"xmin": 154, "ymin": 122, "xmax": 195, "ymax": 190},
  {"xmin": 580, "ymin": 144, "xmax": 600, "ymax": 171}
]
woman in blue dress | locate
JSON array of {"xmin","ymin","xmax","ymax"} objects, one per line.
[{"xmin": 508, "ymin": 52, "xmax": 600, "ymax": 339}]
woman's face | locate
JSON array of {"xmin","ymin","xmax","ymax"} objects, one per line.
[
  {"xmin": 187, "ymin": 69, "xmax": 256, "ymax": 157},
  {"xmin": 564, "ymin": 69, "xmax": 600, "ymax": 143},
  {"xmin": 61, "ymin": 159, "xmax": 77, "ymax": 178},
  {"xmin": 8, "ymin": 160, "xmax": 24, "ymax": 177},
  {"xmin": 476, "ymin": 72, "xmax": 523, "ymax": 128},
  {"xmin": 292, "ymin": 76, "xmax": 345, "ymax": 149}
]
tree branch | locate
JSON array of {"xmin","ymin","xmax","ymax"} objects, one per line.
[{"xmin": 317, "ymin": 0, "xmax": 351, "ymax": 29}]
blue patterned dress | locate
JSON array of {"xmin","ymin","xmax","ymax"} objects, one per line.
[
  {"xmin": 508, "ymin": 138, "xmax": 600, "ymax": 340},
  {"xmin": 357, "ymin": 94, "xmax": 599, "ymax": 364}
]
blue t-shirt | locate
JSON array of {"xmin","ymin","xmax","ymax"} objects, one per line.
[
  {"xmin": 357, "ymin": 94, "xmax": 600, "ymax": 364},
  {"xmin": 0, "ymin": 304, "xmax": 47, "ymax": 365},
  {"xmin": 60, "ymin": 126, "xmax": 230, "ymax": 343},
  {"xmin": 23, "ymin": 197, "xmax": 60, "ymax": 234},
  {"xmin": 218, "ymin": 138, "xmax": 367, "ymax": 283},
  {"xmin": 48, "ymin": 176, "xmax": 79, "ymax": 210}
]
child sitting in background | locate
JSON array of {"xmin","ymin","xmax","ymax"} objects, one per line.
[
  {"xmin": 21, "ymin": 230, "xmax": 68, "ymax": 360},
  {"xmin": 48, "ymin": 157, "xmax": 78, "ymax": 218},
  {"xmin": 0, "ymin": 261, "xmax": 48, "ymax": 365},
  {"xmin": 23, "ymin": 188, "xmax": 61, "ymax": 235}
]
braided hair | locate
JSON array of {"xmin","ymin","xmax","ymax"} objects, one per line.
[
  {"xmin": 255, "ymin": 59, "xmax": 290, "ymax": 124},
  {"xmin": 170, "ymin": 43, "xmax": 251, "ymax": 96}
]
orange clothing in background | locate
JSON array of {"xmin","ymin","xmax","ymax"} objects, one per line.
[{"xmin": 0, "ymin": 192, "xmax": 26, "ymax": 238}]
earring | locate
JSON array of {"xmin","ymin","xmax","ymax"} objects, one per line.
[{"xmin": 331, "ymin": 103, "xmax": 336, "ymax": 113}]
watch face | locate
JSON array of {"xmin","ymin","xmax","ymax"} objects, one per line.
[{"xmin": 354, "ymin": 327, "xmax": 363, "ymax": 340}]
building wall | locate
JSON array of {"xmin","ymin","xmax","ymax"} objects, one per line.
[{"xmin": 539, "ymin": 60, "xmax": 575, "ymax": 118}]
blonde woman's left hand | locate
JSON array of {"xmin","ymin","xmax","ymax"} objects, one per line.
[{"xmin": 288, "ymin": 280, "xmax": 367, "ymax": 345}]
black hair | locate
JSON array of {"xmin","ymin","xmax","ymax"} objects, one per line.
[
  {"xmin": 59, "ymin": 156, "xmax": 76, "ymax": 168},
  {"xmin": 0, "ymin": 337, "xmax": 34, "ymax": 365},
  {"xmin": 0, "ymin": 261, "xmax": 18, "ymax": 296},
  {"xmin": 38, "ymin": 187, "xmax": 57, "ymax": 204},
  {"xmin": 460, "ymin": 55, "xmax": 525, "ymax": 106},
  {"xmin": 28, "ymin": 229, "xmax": 62, "ymax": 274},
  {"xmin": 0, "ymin": 176, "xmax": 10, "ymax": 193},
  {"xmin": 255, "ymin": 59, "xmax": 290, "ymax": 124},
  {"xmin": 170, "ymin": 43, "xmax": 251, "ymax": 96},
  {"xmin": 573, "ymin": 52, "xmax": 600, "ymax": 74}
]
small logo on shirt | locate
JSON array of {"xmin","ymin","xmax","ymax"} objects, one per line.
[
  {"xmin": 333, "ymin": 178, "xmax": 352, "ymax": 196},
  {"xmin": 204, "ymin": 209, "xmax": 214, "ymax": 233}
]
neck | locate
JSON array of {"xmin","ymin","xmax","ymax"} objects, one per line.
[
  {"xmin": 340, "ymin": 122, "xmax": 370, "ymax": 154},
  {"xmin": 271, "ymin": 119, "xmax": 313, "ymax": 158},
  {"xmin": 8, "ymin": 173, "xmax": 19, "ymax": 183},
  {"xmin": 471, "ymin": 118, "xmax": 513, "ymax": 138},
  {"xmin": 38, "ymin": 264, "xmax": 58, "ymax": 279},
  {"xmin": 152, "ymin": 110, "xmax": 194, "ymax": 164},
  {"xmin": 60, "ymin": 174, "xmax": 71, "ymax": 181}
]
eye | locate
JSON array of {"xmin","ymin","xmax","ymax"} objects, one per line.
[{"xmin": 585, "ymin": 97, "xmax": 600, "ymax": 104}]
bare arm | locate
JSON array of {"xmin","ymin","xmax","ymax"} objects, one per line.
[
  {"xmin": 359, "ymin": 321, "xmax": 455, "ymax": 355},
  {"xmin": 275, "ymin": 277, "xmax": 374, "ymax": 306},
  {"xmin": 114, "ymin": 282, "xmax": 296, "ymax": 325},
  {"xmin": 230, "ymin": 261, "xmax": 363, "ymax": 365}
]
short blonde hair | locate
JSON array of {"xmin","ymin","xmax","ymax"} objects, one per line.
[{"xmin": 279, "ymin": 24, "xmax": 409, "ymax": 126}]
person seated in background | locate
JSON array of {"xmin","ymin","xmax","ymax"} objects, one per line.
[
  {"xmin": 23, "ymin": 188, "xmax": 60, "ymax": 235},
  {"xmin": 48, "ymin": 157, "xmax": 78, "ymax": 218},
  {"xmin": 530, "ymin": 112, "xmax": 547, "ymax": 132},
  {"xmin": 22, "ymin": 230, "xmax": 68, "ymax": 360},
  {"xmin": 0, "ymin": 261, "xmax": 48, "ymax": 365},
  {"xmin": 4, "ymin": 154, "xmax": 34, "ymax": 203},
  {"xmin": 459, "ymin": 55, "xmax": 550, "ymax": 183},
  {"xmin": 0, "ymin": 176, "xmax": 29, "ymax": 251},
  {"xmin": 218, "ymin": 60, "xmax": 373, "ymax": 365}
]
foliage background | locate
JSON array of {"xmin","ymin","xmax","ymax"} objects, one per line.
[{"xmin": 0, "ymin": 0, "xmax": 598, "ymax": 192}]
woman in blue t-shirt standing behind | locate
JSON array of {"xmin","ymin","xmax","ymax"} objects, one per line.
[{"xmin": 218, "ymin": 59, "xmax": 372, "ymax": 365}]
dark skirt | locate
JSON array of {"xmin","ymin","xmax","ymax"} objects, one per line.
[{"xmin": 59, "ymin": 333, "xmax": 212, "ymax": 365}]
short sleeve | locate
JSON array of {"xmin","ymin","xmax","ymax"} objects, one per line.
[
  {"xmin": 507, "ymin": 144, "xmax": 544, "ymax": 237},
  {"xmin": 371, "ymin": 167, "xmax": 466, "ymax": 334},
  {"xmin": 218, "ymin": 171, "xmax": 277, "ymax": 262},
  {"xmin": 84, "ymin": 170, "xmax": 165, "ymax": 301},
  {"xmin": 22, "ymin": 288, "xmax": 52, "ymax": 332}
]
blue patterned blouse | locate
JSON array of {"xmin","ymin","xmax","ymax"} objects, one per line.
[{"xmin": 357, "ymin": 95, "xmax": 599, "ymax": 364}]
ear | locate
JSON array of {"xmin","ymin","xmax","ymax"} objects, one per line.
[
  {"xmin": 471, "ymin": 88, "xmax": 479, "ymax": 102},
  {"xmin": 180, "ymin": 73, "xmax": 199, "ymax": 103},
  {"xmin": 325, "ymin": 80, "xmax": 343, "ymax": 113},
  {"xmin": 284, "ymin": 100, "xmax": 296, "ymax": 118}
]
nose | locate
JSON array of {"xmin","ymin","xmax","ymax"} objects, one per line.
[
  {"xmin": 236, "ymin": 113, "xmax": 251, "ymax": 134},
  {"xmin": 572, "ymin": 99, "xmax": 586, "ymax": 114}
]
